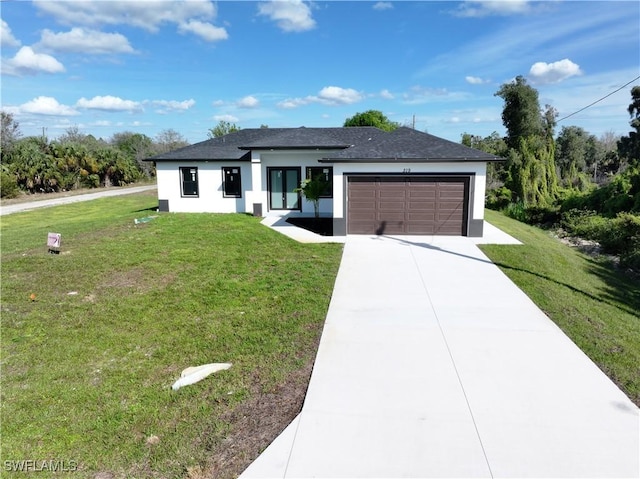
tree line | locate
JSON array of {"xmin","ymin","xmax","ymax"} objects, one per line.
[
  {"xmin": 463, "ymin": 77, "xmax": 639, "ymax": 211},
  {"xmin": 468, "ymin": 77, "xmax": 640, "ymax": 271},
  {"xmin": 0, "ymin": 116, "xmax": 189, "ymax": 198}
]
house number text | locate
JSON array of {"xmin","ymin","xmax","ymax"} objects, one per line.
[{"xmin": 403, "ymin": 168, "xmax": 411, "ymax": 173}]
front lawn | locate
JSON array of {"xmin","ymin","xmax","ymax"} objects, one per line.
[
  {"xmin": 481, "ymin": 209, "xmax": 640, "ymax": 406},
  {"xmin": 0, "ymin": 191, "xmax": 343, "ymax": 478}
]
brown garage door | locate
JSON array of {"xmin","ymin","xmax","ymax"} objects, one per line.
[{"xmin": 347, "ymin": 176, "xmax": 468, "ymax": 235}]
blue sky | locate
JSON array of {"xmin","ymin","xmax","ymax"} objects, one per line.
[{"xmin": 1, "ymin": 1, "xmax": 639, "ymax": 145}]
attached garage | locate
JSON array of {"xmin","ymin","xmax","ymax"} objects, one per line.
[{"xmin": 347, "ymin": 176, "xmax": 469, "ymax": 235}]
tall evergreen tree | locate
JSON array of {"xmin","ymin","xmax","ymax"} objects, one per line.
[
  {"xmin": 495, "ymin": 76, "xmax": 544, "ymax": 150},
  {"xmin": 495, "ymin": 76, "xmax": 559, "ymax": 206},
  {"xmin": 618, "ymin": 86, "xmax": 640, "ymax": 166}
]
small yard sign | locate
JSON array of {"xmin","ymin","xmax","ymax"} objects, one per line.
[{"xmin": 47, "ymin": 232, "xmax": 61, "ymax": 253}]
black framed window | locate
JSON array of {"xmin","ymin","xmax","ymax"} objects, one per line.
[
  {"xmin": 222, "ymin": 167, "xmax": 242, "ymax": 197},
  {"xmin": 306, "ymin": 166, "xmax": 333, "ymax": 198},
  {"xmin": 180, "ymin": 167, "xmax": 198, "ymax": 197}
]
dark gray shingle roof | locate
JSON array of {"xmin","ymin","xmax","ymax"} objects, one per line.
[
  {"xmin": 148, "ymin": 126, "xmax": 502, "ymax": 162},
  {"xmin": 237, "ymin": 127, "xmax": 381, "ymax": 149},
  {"xmin": 322, "ymin": 127, "xmax": 501, "ymax": 162}
]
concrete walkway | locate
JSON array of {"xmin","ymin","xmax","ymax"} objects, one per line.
[
  {"xmin": 0, "ymin": 185, "xmax": 157, "ymax": 216},
  {"xmin": 241, "ymin": 231, "xmax": 639, "ymax": 478}
]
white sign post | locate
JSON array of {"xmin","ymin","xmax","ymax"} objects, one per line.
[{"xmin": 47, "ymin": 232, "xmax": 61, "ymax": 254}]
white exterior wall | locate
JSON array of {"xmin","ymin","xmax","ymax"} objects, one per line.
[
  {"xmin": 257, "ymin": 151, "xmax": 339, "ymax": 217},
  {"xmin": 156, "ymin": 161, "xmax": 251, "ymax": 213},
  {"xmin": 155, "ymin": 155, "xmax": 489, "ymax": 233},
  {"xmin": 331, "ymin": 161, "xmax": 487, "ymax": 224}
]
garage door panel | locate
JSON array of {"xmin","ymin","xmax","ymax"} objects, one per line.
[
  {"xmin": 350, "ymin": 213, "xmax": 377, "ymax": 222},
  {"xmin": 379, "ymin": 221, "xmax": 405, "ymax": 234},
  {"xmin": 408, "ymin": 191, "xmax": 436, "ymax": 199},
  {"xmin": 439, "ymin": 201, "xmax": 464, "ymax": 210},
  {"xmin": 349, "ymin": 199, "xmax": 376, "ymax": 207},
  {"xmin": 348, "ymin": 176, "xmax": 468, "ymax": 235},
  {"xmin": 407, "ymin": 212, "xmax": 437, "ymax": 221},
  {"xmin": 378, "ymin": 201, "xmax": 406, "ymax": 211},
  {"xmin": 378, "ymin": 211, "xmax": 405, "ymax": 221},
  {"xmin": 379, "ymin": 191, "xmax": 406, "ymax": 200},
  {"xmin": 408, "ymin": 201, "xmax": 437, "ymax": 210},
  {"xmin": 349, "ymin": 191, "xmax": 376, "ymax": 200}
]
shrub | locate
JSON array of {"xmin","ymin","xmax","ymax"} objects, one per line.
[
  {"xmin": 560, "ymin": 167, "xmax": 640, "ymax": 217},
  {"xmin": 560, "ymin": 209, "xmax": 608, "ymax": 241},
  {"xmin": 504, "ymin": 201, "xmax": 527, "ymax": 223},
  {"xmin": 523, "ymin": 205, "xmax": 560, "ymax": 227},
  {"xmin": 503, "ymin": 201, "xmax": 559, "ymax": 227},
  {"xmin": 486, "ymin": 186, "xmax": 512, "ymax": 210},
  {"xmin": 620, "ymin": 248, "xmax": 640, "ymax": 272},
  {"xmin": 0, "ymin": 170, "xmax": 20, "ymax": 198},
  {"xmin": 598, "ymin": 213, "xmax": 640, "ymax": 256}
]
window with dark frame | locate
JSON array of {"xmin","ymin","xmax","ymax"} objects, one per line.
[
  {"xmin": 222, "ymin": 167, "xmax": 242, "ymax": 197},
  {"xmin": 180, "ymin": 167, "xmax": 198, "ymax": 197},
  {"xmin": 306, "ymin": 166, "xmax": 333, "ymax": 198}
]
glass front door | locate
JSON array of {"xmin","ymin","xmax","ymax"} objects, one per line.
[{"xmin": 269, "ymin": 168, "xmax": 301, "ymax": 210}]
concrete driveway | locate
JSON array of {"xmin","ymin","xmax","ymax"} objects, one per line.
[{"xmin": 241, "ymin": 232, "xmax": 639, "ymax": 478}]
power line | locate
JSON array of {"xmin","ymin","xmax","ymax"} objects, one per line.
[{"xmin": 557, "ymin": 74, "xmax": 640, "ymax": 123}]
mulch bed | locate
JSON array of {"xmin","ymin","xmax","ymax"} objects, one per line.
[{"xmin": 285, "ymin": 217, "xmax": 333, "ymax": 236}]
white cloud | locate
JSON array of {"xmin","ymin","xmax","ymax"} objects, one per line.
[
  {"xmin": 177, "ymin": 20, "xmax": 228, "ymax": 42},
  {"xmin": 236, "ymin": 96, "xmax": 260, "ymax": 108},
  {"xmin": 38, "ymin": 28, "xmax": 135, "ymax": 54},
  {"xmin": 380, "ymin": 89, "xmax": 395, "ymax": 100},
  {"xmin": 214, "ymin": 114, "xmax": 239, "ymax": 122},
  {"xmin": 2, "ymin": 46, "xmax": 65, "ymax": 76},
  {"xmin": 33, "ymin": 0, "xmax": 217, "ymax": 32},
  {"xmin": 465, "ymin": 75, "xmax": 489, "ymax": 85},
  {"xmin": 150, "ymin": 99, "xmax": 196, "ymax": 113},
  {"xmin": 76, "ymin": 95, "xmax": 142, "ymax": 112},
  {"xmin": 453, "ymin": 0, "xmax": 532, "ymax": 18},
  {"xmin": 529, "ymin": 58, "xmax": 582, "ymax": 84},
  {"xmin": 317, "ymin": 86, "xmax": 363, "ymax": 105},
  {"xmin": 257, "ymin": 0, "xmax": 316, "ymax": 32},
  {"xmin": 1, "ymin": 20, "xmax": 21, "ymax": 47},
  {"xmin": 402, "ymin": 86, "xmax": 468, "ymax": 105},
  {"xmin": 277, "ymin": 98, "xmax": 308, "ymax": 109},
  {"xmin": 278, "ymin": 86, "xmax": 363, "ymax": 109},
  {"xmin": 32, "ymin": 0, "xmax": 228, "ymax": 43},
  {"xmin": 20, "ymin": 96, "xmax": 79, "ymax": 116},
  {"xmin": 373, "ymin": 2, "xmax": 393, "ymax": 11}
]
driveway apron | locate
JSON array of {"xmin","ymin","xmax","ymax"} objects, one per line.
[{"xmin": 241, "ymin": 234, "xmax": 640, "ymax": 478}]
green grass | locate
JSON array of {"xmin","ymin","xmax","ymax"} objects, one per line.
[
  {"xmin": 0, "ymin": 191, "xmax": 343, "ymax": 478},
  {"xmin": 481, "ymin": 209, "xmax": 640, "ymax": 406}
]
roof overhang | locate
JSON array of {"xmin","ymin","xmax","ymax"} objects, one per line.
[
  {"xmin": 145, "ymin": 153, "xmax": 251, "ymax": 162},
  {"xmin": 318, "ymin": 156, "xmax": 505, "ymax": 163}
]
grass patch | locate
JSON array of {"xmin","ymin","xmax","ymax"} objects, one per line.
[
  {"xmin": 1, "ymin": 190, "xmax": 343, "ymax": 478},
  {"xmin": 481, "ymin": 209, "xmax": 640, "ymax": 406}
]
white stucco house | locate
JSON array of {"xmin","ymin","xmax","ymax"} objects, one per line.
[{"xmin": 146, "ymin": 126, "xmax": 503, "ymax": 237}]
